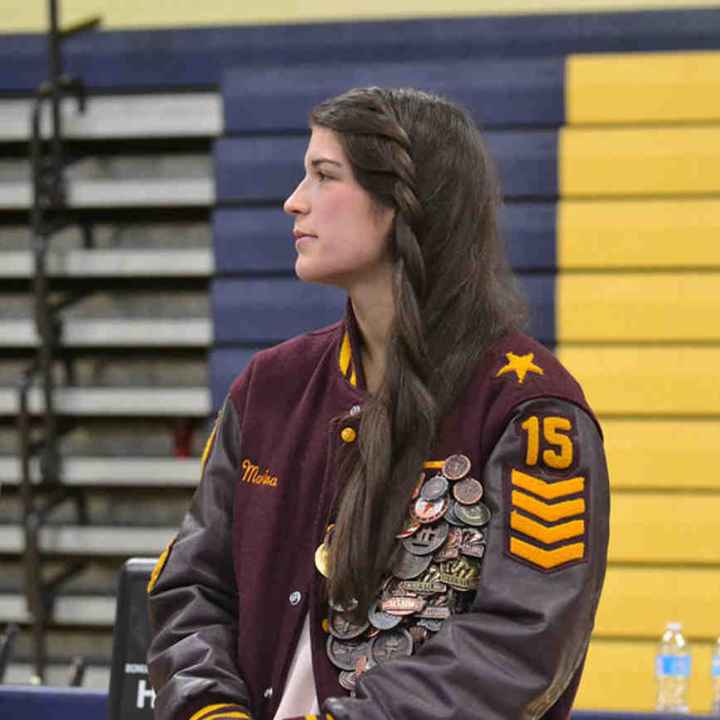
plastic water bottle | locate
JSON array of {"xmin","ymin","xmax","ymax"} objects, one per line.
[
  {"xmin": 711, "ymin": 636, "xmax": 720, "ymax": 715},
  {"xmin": 655, "ymin": 621, "xmax": 691, "ymax": 713}
]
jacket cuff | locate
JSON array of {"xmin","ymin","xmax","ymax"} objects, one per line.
[{"xmin": 188, "ymin": 703, "xmax": 252, "ymax": 720}]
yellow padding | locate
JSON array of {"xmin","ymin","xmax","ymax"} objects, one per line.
[
  {"xmin": 595, "ymin": 566, "xmax": 720, "ymax": 639},
  {"xmin": 189, "ymin": 705, "xmax": 248, "ymax": 720},
  {"xmin": 603, "ymin": 419, "xmax": 720, "ymax": 490},
  {"xmin": 511, "ymin": 490, "xmax": 585, "ymax": 522},
  {"xmin": 576, "ymin": 638, "xmax": 714, "ymax": 713},
  {"xmin": 511, "ymin": 469, "xmax": 585, "ymax": 500},
  {"xmin": 511, "ymin": 511, "xmax": 585, "ymax": 545},
  {"xmin": 557, "ymin": 199, "xmax": 720, "ymax": 270},
  {"xmin": 609, "ymin": 492, "xmax": 720, "ymax": 564},
  {"xmin": 349, "ymin": 366, "xmax": 357, "ymax": 387},
  {"xmin": 509, "ymin": 537, "xmax": 584, "ymax": 569},
  {"xmin": 339, "ymin": 332, "xmax": 352, "ymax": 376},
  {"xmin": 557, "ymin": 346, "xmax": 720, "ymax": 416},
  {"xmin": 203, "ymin": 714, "xmax": 248, "ymax": 720},
  {"xmin": 423, "ymin": 460, "xmax": 445, "ymax": 469},
  {"xmin": 566, "ymin": 51, "xmax": 720, "ymax": 125},
  {"xmin": 559, "ymin": 126, "xmax": 720, "ymax": 197},
  {"xmin": 557, "ymin": 273, "xmax": 720, "ymax": 342}
]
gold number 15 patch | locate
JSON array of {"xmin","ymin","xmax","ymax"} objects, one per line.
[{"xmin": 520, "ymin": 415, "xmax": 574, "ymax": 470}]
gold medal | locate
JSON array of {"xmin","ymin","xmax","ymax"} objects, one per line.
[{"xmin": 315, "ymin": 542, "xmax": 330, "ymax": 577}]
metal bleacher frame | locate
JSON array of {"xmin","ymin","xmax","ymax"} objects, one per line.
[{"xmin": 15, "ymin": 0, "xmax": 102, "ymax": 684}]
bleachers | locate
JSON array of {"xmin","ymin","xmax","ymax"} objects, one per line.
[
  {"xmin": 0, "ymin": 6, "xmax": 718, "ymax": 713},
  {"xmin": 0, "ymin": 90, "xmax": 219, "ymax": 684}
]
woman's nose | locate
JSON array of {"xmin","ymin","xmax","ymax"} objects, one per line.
[{"xmin": 283, "ymin": 179, "xmax": 309, "ymax": 216}]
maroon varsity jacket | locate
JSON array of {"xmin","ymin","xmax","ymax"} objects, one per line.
[{"xmin": 147, "ymin": 305, "xmax": 610, "ymax": 720}]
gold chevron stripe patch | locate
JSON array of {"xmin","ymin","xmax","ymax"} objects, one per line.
[
  {"xmin": 508, "ymin": 467, "xmax": 587, "ymax": 571},
  {"xmin": 511, "ymin": 511, "xmax": 585, "ymax": 544},
  {"xmin": 511, "ymin": 490, "xmax": 585, "ymax": 522},
  {"xmin": 510, "ymin": 537, "xmax": 585, "ymax": 570},
  {"xmin": 511, "ymin": 468, "xmax": 584, "ymax": 499}
]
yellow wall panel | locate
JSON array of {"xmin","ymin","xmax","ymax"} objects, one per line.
[
  {"xmin": 595, "ymin": 566, "xmax": 720, "ymax": 639},
  {"xmin": 5, "ymin": 0, "xmax": 720, "ymax": 31},
  {"xmin": 603, "ymin": 419, "xmax": 720, "ymax": 490},
  {"xmin": 557, "ymin": 199, "xmax": 720, "ymax": 270},
  {"xmin": 557, "ymin": 273, "xmax": 720, "ymax": 341},
  {"xmin": 559, "ymin": 126, "xmax": 720, "ymax": 197},
  {"xmin": 557, "ymin": 346, "xmax": 720, "ymax": 416},
  {"xmin": 576, "ymin": 639, "xmax": 714, "ymax": 712},
  {"xmin": 610, "ymin": 492, "xmax": 720, "ymax": 564},
  {"xmin": 566, "ymin": 51, "xmax": 720, "ymax": 125}
]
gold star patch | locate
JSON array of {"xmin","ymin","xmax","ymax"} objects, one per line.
[{"xmin": 496, "ymin": 352, "xmax": 544, "ymax": 385}]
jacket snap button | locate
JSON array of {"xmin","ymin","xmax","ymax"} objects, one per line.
[
  {"xmin": 289, "ymin": 591, "xmax": 302, "ymax": 606},
  {"xmin": 349, "ymin": 404, "xmax": 361, "ymax": 416},
  {"xmin": 340, "ymin": 427, "xmax": 357, "ymax": 443},
  {"xmin": 264, "ymin": 687, "xmax": 273, "ymax": 699}
]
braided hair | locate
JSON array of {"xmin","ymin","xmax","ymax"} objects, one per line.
[{"xmin": 310, "ymin": 88, "xmax": 527, "ymax": 616}]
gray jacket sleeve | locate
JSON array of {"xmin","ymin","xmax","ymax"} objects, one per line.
[
  {"xmin": 323, "ymin": 398, "xmax": 610, "ymax": 720},
  {"xmin": 147, "ymin": 396, "xmax": 253, "ymax": 720}
]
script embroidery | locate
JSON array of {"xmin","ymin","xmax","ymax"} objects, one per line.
[{"xmin": 241, "ymin": 458, "xmax": 279, "ymax": 488}]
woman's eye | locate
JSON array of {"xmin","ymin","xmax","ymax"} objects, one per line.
[{"xmin": 317, "ymin": 171, "xmax": 330, "ymax": 182}]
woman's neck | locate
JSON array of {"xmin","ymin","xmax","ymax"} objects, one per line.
[{"xmin": 348, "ymin": 271, "xmax": 394, "ymax": 394}]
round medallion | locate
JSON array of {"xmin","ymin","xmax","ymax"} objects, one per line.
[
  {"xmin": 411, "ymin": 496, "xmax": 448, "ymax": 524},
  {"xmin": 452, "ymin": 477, "xmax": 483, "ymax": 505},
  {"xmin": 369, "ymin": 628, "xmax": 414, "ymax": 665},
  {"xmin": 442, "ymin": 454, "xmax": 471, "ymax": 481},
  {"xmin": 391, "ymin": 547, "xmax": 433, "ymax": 579},
  {"xmin": 327, "ymin": 636, "xmax": 371, "ymax": 671},
  {"xmin": 454, "ymin": 501, "xmax": 491, "ymax": 527},
  {"xmin": 368, "ymin": 600, "xmax": 403, "ymax": 630},
  {"xmin": 329, "ymin": 609, "xmax": 369, "ymax": 640},
  {"xmin": 444, "ymin": 499, "xmax": 465, "ymax": 527},
  {"xmin": 420, "ymin": 474, "xmax": 449, "ymax": 502}
]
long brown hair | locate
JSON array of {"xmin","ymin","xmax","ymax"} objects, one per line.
[{"xmin": 310, "ymin": 87, "xmax": 527, "ymax": 615}]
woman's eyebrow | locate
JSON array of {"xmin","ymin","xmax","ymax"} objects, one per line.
[{"xmin": 309, "ymin": 157, "xmax": 343, "ymax": 169}]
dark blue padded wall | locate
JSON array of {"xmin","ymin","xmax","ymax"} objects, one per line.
[
  {"xmin": 222, "ymin": 59, "xmax": 565, "ymax": 132},
  {"xmin": 3, "ymin": 9, "xmax": 720, "ymax": 91}
]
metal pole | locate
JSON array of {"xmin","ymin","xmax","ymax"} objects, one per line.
[{"xmin": 48, "ymin": 0, "xmax": 63, "ymax": 180}]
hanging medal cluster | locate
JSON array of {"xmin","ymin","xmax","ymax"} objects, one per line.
[{"xmin": 315, "ymin": 453, "xmax": 490, "ymax": 695}]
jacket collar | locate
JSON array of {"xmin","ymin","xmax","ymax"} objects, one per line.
[{"xmin": 338, "ymin": 299, "xmax": 367, "ymax": 393}]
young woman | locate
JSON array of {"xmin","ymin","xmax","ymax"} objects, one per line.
[{"xmin": 147, "ymin": 87, "xmax": 609, "ymax": 720}]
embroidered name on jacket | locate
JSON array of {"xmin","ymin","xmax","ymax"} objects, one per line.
[
  {"xmin": 241, "ymin": 458, "xmax": 278, "ymax": 488},
  {"xmin": 507, "ymin": 467, "xmax": 587, "ymax": 571}
]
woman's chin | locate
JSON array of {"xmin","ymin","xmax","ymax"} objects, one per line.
[{"xmin": 295, "ymin": 259, "xmax": 331, "ymax": 285}]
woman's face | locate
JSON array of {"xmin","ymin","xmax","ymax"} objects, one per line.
[{"xmin": 283, "ymin": 126, "xmax": 395, "ymax": 289}]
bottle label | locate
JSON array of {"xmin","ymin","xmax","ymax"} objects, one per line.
[
  {"xmin": 656, "ymin": 654, "xmax": 692, "ymax": 678},
  {"xmin": 712, "ymin": 655, "xmax": 720, "ymax": 678}
]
